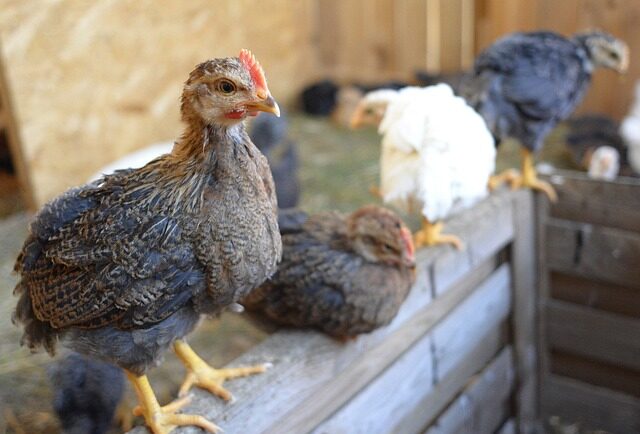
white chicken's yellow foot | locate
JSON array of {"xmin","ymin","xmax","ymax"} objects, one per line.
[
  {"xmin": 488, "ymin": 169, "xmax": 521, "ymax": 191},
  {"xmin": 413, "ymin": 219, "xmax": 464, "ymax": 250},
  {"xmin": 126, "ymin": 371, "xmax": 220, "ymax": 434},
  {"xmin": 174, "ymin": 340, "xmax": 270, "ymax": 401},
  {"xmin": 511, "ymin": 149, "xmax": 558, "ymax": 202}
]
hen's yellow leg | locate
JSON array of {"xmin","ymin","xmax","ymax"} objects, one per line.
[
  {"xmin": 174, "ymin": 340, "xmax": 270, "ymax": 401},
  {"xmin": 413, "ymin": 218, "xmax": 464, "ymax": 250},
  {"xmin": 126, "ymin": 371, "xmax": 220, "ymax": 434},
  {"xmin": 510, "ymin": 149, "xmax": 558, "ymax": 202}
]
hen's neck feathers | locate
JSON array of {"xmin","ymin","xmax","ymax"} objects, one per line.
[{"xmin": 128, "ymin": 119, "xmax": 249, "ymax": 214}]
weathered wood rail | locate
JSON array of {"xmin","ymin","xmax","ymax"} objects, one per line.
[
  {"xmin": 129, "ymin": 189, "xmax": 539, "ymax": 434},
  {"xmin": 539, "ymin": 171, "xmax": 640, "ymax": 434}
]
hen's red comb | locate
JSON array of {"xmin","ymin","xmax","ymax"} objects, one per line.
[{"xmin": 239, "ymin": 49, "xmax": 268, "ymax": 93}]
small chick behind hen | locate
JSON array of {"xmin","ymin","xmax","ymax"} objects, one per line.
[{"xmin": 243, "ymin": 205, "xmax": 416, "ymax": 339}]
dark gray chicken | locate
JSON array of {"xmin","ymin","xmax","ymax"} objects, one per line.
[
  {"xmin": 249, "ymin": 111, "xmax": 300, "ymax": 208},
  {"xmin": 49, "ymin": 353, "xmax": 125, "ymax": 434},
  {"xmin": 244, "ymin": 205, "xmax": 416, "ymax": 339},
  {"xmin": 461, "ymin": 31, "xmax": 628, "ymax": 200},
  {"xmin": 13, "ymin": 49, "xmax": 282, "ymax": 434}
]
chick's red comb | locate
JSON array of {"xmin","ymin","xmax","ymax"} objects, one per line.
[{"xmin": 239, "ymin": 49, "xmax": 268, "ymax": 93}]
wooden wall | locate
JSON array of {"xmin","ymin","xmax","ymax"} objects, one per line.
[
  {"xmin": 538, "ymin": 171, "xmax": 640, "ymax": 433},
  {"xmin": 0, "ymin": 0, "xmax": 318, "ymax": 207},
  {"xmin": 476, "ymin": 0, "xmax": 640, "ymax": 119},
  {"xmin": 314, "ymin": 0, "xmax": 475, "ymax": 82}
]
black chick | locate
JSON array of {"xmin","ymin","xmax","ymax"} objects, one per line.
[
  {"xmin": 461, "ymin": 31, "xmax": 629, "ymax": 200},
  {"xmin": 49, "ymin": 353, "xmax": 125, "ymax": 434},
  {"xmin": 243, "ymin": 205, "xmax": 416, "ymax": 339},
  {"xmin": 249, "ymin": 112, "xmax": 300, "ymax": 208}
]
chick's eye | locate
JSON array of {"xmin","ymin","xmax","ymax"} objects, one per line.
[
  {"xmin": 365, "ymin": 108, "xmax": 375, "ymax": 115},
  {"xmin": 216, "ymin": 79, "xmax": 236, "ymax": 94}
]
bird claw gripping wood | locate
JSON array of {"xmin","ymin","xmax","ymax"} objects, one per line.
[{"xmin": 174, "ymin": 340, "xmax": 271, "ymax": 402}]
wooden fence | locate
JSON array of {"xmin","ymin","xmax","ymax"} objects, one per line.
[
  {"xmin": 127, "ymin": 189, "xmax": 539, "ymax": 434},
  {"xmin": 538, "ymin": 171, "xmax": 640, "ymax": 434}
]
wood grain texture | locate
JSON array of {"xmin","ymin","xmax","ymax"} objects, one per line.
[
  {"xmin": 550, "ymin": 351, "xmax": 640, "ymax": 399},
  {"xmin": 546, "ymin": 299, "xmax": 640, "ymax": 372},
  {"xmin": 125, "ymin": 191, "xmax": 519, "ymax": 434},
  {"xmin": 542, "ymin": 375, "xmax": 640, "ymax": 434},
  {"xmin": 544, "ymin": 171, "xmax": 640, "ymax": 233},
  {"xmin": 314, "ymin": 264, "xmax": 511, "ymax": 434},
  {"xmin": 425, "ymin": 347, "xmax": 514, "ymax": 434},
  {"xmin": 510, "ymin": 190, "xmax": 539, "ymax": 434},
  {"xmin": 545, "ymin": 217, "xmax": 640, "ymax": 290},
  {"xmin": 0, "ymin": 0, "xmax": 318, "ymax": 206},
  {"xmin": 549, "ymin": 271, "xmax": 640, "ymax": 318}
]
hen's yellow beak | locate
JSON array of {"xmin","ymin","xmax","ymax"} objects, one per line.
[{"xmin": 247, "ymin": 94, "xmax": 280, "ymax": 117}]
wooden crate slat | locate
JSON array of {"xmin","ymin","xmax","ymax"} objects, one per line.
[
  {"xmin": 313, "ymin": 264, "xmax": 511, "ymax": 434},
  {"xmin": 550, "ymin": 351, "xmax": 640, "ymax": 399},
  {"xmin": 510, "ymin": 190, "xmax": 539, "ymax": 433},
  {"xmin": 424, "ymin": 347, "xmax": 514, "ymax": 434},
  {"xmin": 393, "ymin": 323, "xmax": 506, "ymax": 434},
  {"xmin": 544, "ymin": 171, "xmax": 640, "ymax": 232},
  {"xmin": 545, "ymin": 217, "xmax": 640, "ymax": 290},
  {"xmin": 541, "ymin": 375, "xmax": 640, "ymax": 434},
  {"xmin": 546, "ymin": 299, "xmax": 640, "ymax": 372},
  {"xmin": 550, "ymin": 271, "xmax": 640, "ymax": 318}
]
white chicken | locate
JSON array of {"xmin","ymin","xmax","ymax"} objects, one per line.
[
  {"xmin": 620, "ymin": 81, "xmax": 640, "ymax": 174},
  {"xmin": 351, "ymin": 84, "xmax": 496, "ymax": 249}
]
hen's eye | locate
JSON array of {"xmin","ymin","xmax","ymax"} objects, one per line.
[{"xmin": 216, "ymin": 79, "xmax": 236, "ymax": 94}]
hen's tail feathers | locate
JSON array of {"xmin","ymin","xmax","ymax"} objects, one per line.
[{"xmin": 13, "ymin": 288, "xmax": 58, "ymax": 355}]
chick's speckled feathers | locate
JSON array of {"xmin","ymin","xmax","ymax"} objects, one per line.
[
  {"xmin": 13, "ymin": 53, "xmax": 282, "ymax": 374},
  {"xmin": 244, "ymin": 206, "xmax": 415, "ymax": 338}
]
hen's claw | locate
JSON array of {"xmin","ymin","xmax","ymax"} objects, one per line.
[
  {"xmin": 488, "ymin": 169, "xmax": 520, "ymax": 191},
  {"xmin": 414, "ymin": 219, "xmax": 464, "ymax": 250},
  {"xmin": 126, "ymin": 372, "xmax": 221, "ymax": 434},
  {"xmin": 174, "ymin": 340, "xmax": 269, "ymax": 401}
]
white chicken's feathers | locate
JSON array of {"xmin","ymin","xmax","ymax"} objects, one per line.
[
  {"xmin": 376, "ymin": 84, "xmax": 495, "ymax": 222},
  {"xmin": 621, "ymin": 81, "xmax": 640, "ymax": 174}
]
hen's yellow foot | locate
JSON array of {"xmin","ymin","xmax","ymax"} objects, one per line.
[
  {"xmin": 174, "ymin": 340, "xmax": 270, "ymax": 401},
  {"xmin": 513, "ymin": 148, "xmax": 558, "ymax": 202},
  {"xmin": 126, "ymin": 372, "xmax": 220, "ymax": 434},
  {"xmin": 414, "ymin": 219, "xmax": 464, "ymax": 250},
  {"xmin": 488, "ymin": 169, "xmax": 520, "ymax": 191}
]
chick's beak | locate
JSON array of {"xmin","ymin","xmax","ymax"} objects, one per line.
[
  {"xmin": 350, "ymin": 109, "xmax": 363, "ymax": 129},
  {"xmin": 246, "ymin": 93, "xmax": 280, "ymax": 117}
]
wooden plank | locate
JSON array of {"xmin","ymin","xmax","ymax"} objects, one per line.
[
  {"xmin": 393, "ymin": 267, "xmax": 511, "ymax": 434},
  {"xmin": 510, "ymin": 189, "xmax": 538, "ymax": 434},
  {"xmin": 314, "ymin": 264, "xmax": 511, "ymax": 434},
  {"xmin": 546, "ymin": 299, "xmax": 640, "ymax": 372},
  {"xmin": 550, "ymin": 350, "xmax": 640, "ymax": 399},
  {"xmin": 427, "ymin": 189, "xmax": 514, "ymax": 296},
  {"xmin": 542, "ymin": 375, "xmax": 640, "ymax": 434},
  {"xmin": 393, "ymin": 324, "xmax": 507, "ymax": 434},
  {"xmin": 550, "ymin": 271, "xmax": 640, "ymax": 318},
  {"xmin": 424, "ymin": 347, "xmax": 514, "ymax": 434},
  {"xmin": 536, "ymin": 192, "xmax": 552, "ymax": 397},
  {"xmin": 543, "ymin": 171, "xmax": 640, "ymax": 232},
  {"xmin": 545, "ymin": 217, "xmax": 640, "ymax": 290}
]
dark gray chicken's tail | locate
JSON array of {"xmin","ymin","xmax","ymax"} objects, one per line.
[{"xmin": 49, "ymin": 353, "xmax": 125, "ymax": 434}]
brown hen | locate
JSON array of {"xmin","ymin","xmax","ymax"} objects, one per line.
[
  {"xmin": 13, "ymin": 49, "xmax": 282, "ymax": 434},
  {"xmin": 244, "ymin": 205, "xmax": 416, "ymax": 339}
]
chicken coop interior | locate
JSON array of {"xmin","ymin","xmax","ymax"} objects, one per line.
[{"xmin": 0, "ymin": 1, "xmax": 639, "ymax": 434}]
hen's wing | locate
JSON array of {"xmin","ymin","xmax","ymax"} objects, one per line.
[
  {"xmin": 15, "ymin": 172, "xmax": 207, "ymax": 331},
  {"xmin": 475, "ymin": 32, "xmax": 588, "ymax": 122}
]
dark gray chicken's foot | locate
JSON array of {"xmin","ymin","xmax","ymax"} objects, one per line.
[
  {"xmin": 126, "ymin": 371, "xmax": 220, "ymax": 434},
  {"xmin": 488, "ymin": 169, "xmax": 520, "ymax": 191},
  {"xmin": 174, "ymin": 340, "xmax": 271, "ymax": 401}
]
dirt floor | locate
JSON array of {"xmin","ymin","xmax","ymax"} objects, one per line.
[{"xmin": 0, "ymin": 113, "xmax": 578, "ymax": 433}]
